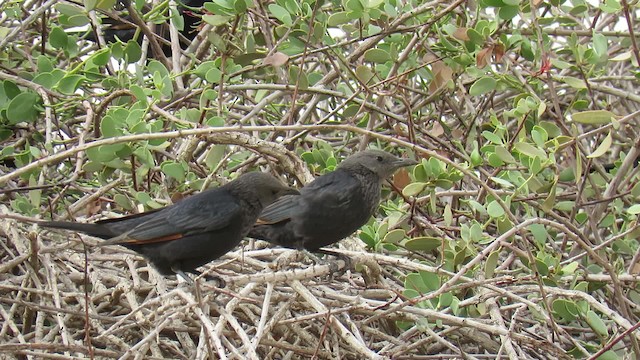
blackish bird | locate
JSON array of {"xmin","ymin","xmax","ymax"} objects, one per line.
[
  {"xmin": 87, "ymin": 0, "xmax": 205, "ymax": 56},
  {"xmin": 41, "ymin": 172, "xmax": 299, "ymax": 280},
  {"xmin": 247, "ymin": 150, "xmax": 418, "ymax": 251}
]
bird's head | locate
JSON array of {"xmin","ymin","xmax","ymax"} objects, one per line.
[
  {"xmin": 338, "ymin": 149, "xmax": 418, "ymax": 179},
  {"xmin": 237, "ymin": 172, "xmax": 299, "ymax": 207}
]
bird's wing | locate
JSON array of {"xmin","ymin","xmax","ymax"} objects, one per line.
[
  {"xmin": 99, "ymin": 191, "xmax": 241, "ymax": 246},
  {"xmin": 255, "ymin": 195, "xmax": 299, "ymax": 224},
  {"xmin": 301, "ymin": 170, "xmax": 361, "ymax": 210},
  {"xmin": 256, "ymin": 170, "xmax": 359, "ymax": 224}
]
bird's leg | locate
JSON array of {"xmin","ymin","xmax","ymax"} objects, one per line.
[
  {"xmin": 314, "ymin": 248, "xmax": 353, "ymax": 271},
  {"xmin": 195, "ymin": 268, "xmax": 226, "ymax": 288},
  {"xmin": 271, "ymin": 250, "xmax": 308, "ymax": 269},
  {"xmin": 172, "ymin": 266, "xmax": 195, "ymax": 284}
]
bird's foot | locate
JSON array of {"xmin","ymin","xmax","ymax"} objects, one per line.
[
  {"xmin": 181, "ymin": 268, "xmax": 226, "ymax": 287},
  {"xmin": 173, "ymin": 268, "xmax": 195, "ymax": 285},
  {"xmin": 314, "ymin": 248, "xmax": 353, "ymax": 272},
  {"xmin": 201, "ymin": 274, "xmax": 226, "ymax": 288},
  {"xmin": 270, "ymin": 250, "xmax": 309, "ymax": 270},
  {"xmin": 270, "ymin": 248, "xmax": 350, "ymax": 273}
]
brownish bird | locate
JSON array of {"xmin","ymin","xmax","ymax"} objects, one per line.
[
  {"xmin": 41, "ymin": 172, "xmax": 298, "ymax": 280},
  {"xmin": 248, "ymin": 150, "xmax": 417, "ymax": 251}
]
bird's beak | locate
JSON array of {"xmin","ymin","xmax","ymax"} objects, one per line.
[{"xmin": 394, "ymin": 158, "xmax": 419, "ymax": 168}]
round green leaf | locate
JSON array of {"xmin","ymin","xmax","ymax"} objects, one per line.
[
  {"xmin": 586, "ymin": 131, "xmax": 612, "ymax": 159},
  {"xmin": 124, "ymin": 40, "xmax": 142, "ymax": 63},
  {"xmin": 364, "ymin": 48, "xmax": 391, "ymax": 63},
  {"xmin": 402, "ymin": 182, "xmax": 427, "ymax": 197},
  {"xmin": 161, "ymin": 161, "xmax": 186, "ymax": 182},
  {"xmin": 49, "ymin": 27, "xmax": 68, "ymax": 49},
  {"xmin": 355, "ymin": 65, "xmax": 375, "ymax": 84},
  {"xmin": 572, "ymin": 110, "xmax": 615, "ymax": 125},
  {"xmin": 203, "ymin": 14, "xmax": 234, "ymax": 26},
  {"xmin": 383, "ymin": 229, "xmax": 406, "ymax": 244},
  {"xmin": 585, "ymin": 310, "xmax": 608, "ymax": 336},
  {"xmin": 328, "ymin": 11, "xmax": 350, "ymax": 26},
  {"xmin": 404, "ymin": 237, "xmax": 442, "ymax": 251},
  {"xmin": 513, "ymin": 142, "xmax": 547, "ymax": 159},
  {"xmin": 268, "ymin": 4, "xmax": 293, "ymax": 26},
  {"xmin": 55, "ymin": 75, "xmax": 86, "ymax": 95},
  {"xmin": 627, "ymin": 204, "xmax": 640, "ymax": 215},
  {"xmin": 6, "ymin": 92, "xmax": 40, "ymax": 124},
  {"xmin": 469, "ymin": 77, "xmax": 496, "ymax": 96},
  {"xmin": 487, "ymin": 200, "xmax": 505, "ymax": 218}
]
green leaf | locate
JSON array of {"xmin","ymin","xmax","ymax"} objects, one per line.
[
  {"xmin": 420, "ymin": 271, "xmax": 440, "ymax": 291},
  {"xmin": 6, "ymin": 92, "xmax": 40, "ymax": 124},
  {"xmin": 49, "ymin": 27, "xmax": 68, "ymax": 49},
  {"xmin": 234, "ymin": 0, "xmax": 249, "ymax": 13},
  {"xmin": 572, "ymin": 110, "xmax": 615, "ymax": 125},
  {"xmin": 404, "ymin": 273, "xmax": 428, "ymax": 294},
  {"xmin": 564, "ymin": 76, "xmax": 587, "ymax": 89},
  {"xmin": 365, "ymin": 0, "xmax": 385, "ymax": 8},
  {"xmin": 37, "ymin": 55, "xmax": 54, "ymax": 73},
  {"xmin": 328, "ymin": 11, "xmax": 350, "ymax": 26},
  {"xmin": 593, "ymin": 351, "xmax": 620, "ymax": 360},
  {"xmin": 404, "ymin": 237, "xmax": 442, "ymax": 251},
  {"xmin": 55, "ymin": 3, "xmax": 84, "ymax": 16},
  {"xmin": 65, "ymin": 13, "xmax": 90, "ymax": 26},
  {"xmin": 355, "ymin": 65, "xmax": 375, "ymax": 84},
  {"xmin": 487, "ymin": 200, "xmax": 505, "ymax": 218},
  {"xmin": 585, "ymin": 310, "xmax": 608, "ymax": 336},
  {"xmin": 561, "ymin": 261, "xmax": 579, "ymax": 275},
  {"xmin": 89, "ymin": 48, "xmax": 111, "ymax": 66},
  {"xmin": 403, "ymin": 182, "xmax": 427, "ymax": 197},
  {"xmin": 482, "ymin": 131, "xmax": 503, "ymax": 145},
  {"xmin": 443, "ymin": 203, "xmax": 452, "ymax": 226},
  {"xmin": 628, "ymin": 204, "xmax": 640, "ymax": 215},
  {"xmin": 528, "ymin": 223, "xmax": 547, "ymax": 247},
  {"xmin": 161, "ymin": 161, "xmax": 186, "ymax": 182},
  {"xmin": 552, "ymin": 299, "xmax": 578, "ymax": 321},
  {"xmin": 485, "ymin": 250, "xmax": 499, "ymax": 278},
  {"xmin": 554, "ymin": 201, "xmax": 575, "ymax": 211},
  {"xmin": 364, "ymin": 48, "xmax": 391, "ymax": 63},
  {"xmin": 513, "ymin": 142, "xmax": 547, "ymax": 159},
  {"xmin": 92, "ymin": 0, "xmax": 118, "ymax": 10},
  {"xmin": 86, "ymin": 144, "xmax": 124, "ymax": 163},
  {"xmin": 206, "ymin": 68, "xmax": 223, "ymax": 83},
  {"xmin": 205, "ymin": 0, "xmax": 235, "ymax": 15},
  {"xmin": 587, "ymin": 131, "xmax": 612, "ymax": 159},
  {"xmin": 470, "ymin": 146, "xmax": 482, "ymax": 166},
  {"xmin": 134, "ymin": 146, "xmax": 155, "ymax": 168},
  {"xmin": 203, "ymin": 14, "xmax": 234, "ymax": 26},
  {"xmin": 592, "ymin": 33, "xmax": 608, "ymax": 58},
  {"xmin": 100, "ymin": 115, "xmax": 123, "ymax": 137},
  {"xmin": 469, "ymin": 77, "xmax": 496, "ymax": 96},
  {"xmin": 498, "ymin": 5, "xmax": 518, "ymax": 19},
  {"xmin": 268, "ymin": 4, "xmax": 293, "ymax": 26},
  {"xmin": 494, "ymin": 146, "xmax": 515, "ymax": 163},
  {"xmin": 124, "ymin": 40, "xmax": 142, "ymax": 63},
  {"xmin": 55, "ymin": 75, "xmax": 86, "ymax": 95},
  {"xmin": 383, "ymin": 229, "xmax": 405, "ymax": 244}
]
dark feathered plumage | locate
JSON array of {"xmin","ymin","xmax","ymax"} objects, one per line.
[
  {"xmin": 41, "ymin": 172, "xmax": 298, "ymax": 279},
  {"xmin": 247, "ymin": 150, "xmax": 417, "ymax": 250}
]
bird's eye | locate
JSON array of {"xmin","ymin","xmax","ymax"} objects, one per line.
[{"xmin": 376, "ymin": 156, "xmax": 383, "ymax": 162}]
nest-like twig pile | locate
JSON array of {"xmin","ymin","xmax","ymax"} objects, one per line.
[{"xmin": 1, "ymin": 216, "xmax": 583, "ymax": 360}]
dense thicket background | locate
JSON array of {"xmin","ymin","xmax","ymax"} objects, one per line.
[{"xmin": 1, "ymin": 0, "xmax": 640, "ymax": 358}]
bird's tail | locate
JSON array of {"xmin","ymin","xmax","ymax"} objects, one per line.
[{"xmin": 39, "ymin": 221, "xmax": 113, "ymax": 238}]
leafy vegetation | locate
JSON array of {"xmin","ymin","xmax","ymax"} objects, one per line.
[{"xmin": 1, "ymin": 0, "xmax": 640, "ymax": 358}]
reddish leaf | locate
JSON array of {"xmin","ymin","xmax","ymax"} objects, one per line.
[{"xmin": 393, "ymin": 168, "xmax": 411, "ymax": 190}]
